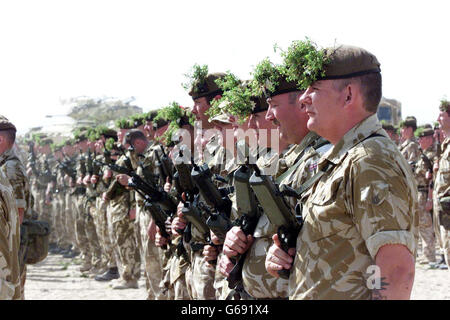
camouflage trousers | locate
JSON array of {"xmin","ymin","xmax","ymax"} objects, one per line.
[
  {"xmin": 160, "ymin": 246, "xmax": 174, "ymax": 299},
  {"xmin": 107, "ymin": 203, "xmax": 140, "ymax": 282},
  {"xmin": 74, "ymin": 195, "xmax": 102, "ymax": 269},
  {"xmin": 64, "ymin": 193, "xmax": 79, "ymax": 251},
  {"xmin": 136, "ymin": 207, "xmax": 165, "ymax": 299},
  {"xmin": 95, "ymin": 197, "xmax": 116, "ymax": 268},
  {"xmin": 214, "ymin": 252, "xmax": 230, "ymax": 300},
  {"xmin": 168, "ymin": 249, "xmax": 190, "ymax": 300},
  {"xmin": 434, "ymin": 197, "xmax": 450, "ymax": 269},
  {"xmin": 186, "ymin": 250, "xmax": 216, "ymax": 300},
  {"xmin": 85, "ymin": 198, "xmax": 104, "ymax": 269},
  {"xmin": 418, "ymin": 191, "xmax": 436, "ymax": 262},
  {"xmin": 52, "ymin": 193, "xmax": 71, "ymax": 249}
]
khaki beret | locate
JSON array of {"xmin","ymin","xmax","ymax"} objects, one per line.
[
  {"xmin": 0, "ymin": 115, "xmax": 16, "ymax": 131},
  {"xmin": 321, "ymin": 45, "xmax": 381, "ymax": 80}
]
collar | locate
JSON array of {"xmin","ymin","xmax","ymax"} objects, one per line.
[
  {"xmin": 283, "ymin": 132, "xmax": 320, "ymax": 167},
  {"xmin": 0, "ymin": 148, "xmax": 15, "ymax": 167},
  {"xmin": 320, "ymin": 114, "xmax": 386, "ymax": 168}
]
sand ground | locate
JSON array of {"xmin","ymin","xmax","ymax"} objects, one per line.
[{"xmin": 23, "ymin": 252, "xmax": 449, "ymax": 300}]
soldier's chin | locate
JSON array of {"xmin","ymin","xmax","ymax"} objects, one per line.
[{"xmin": 307, "ymin": 118, "xmax": 317, "ymax": 132}]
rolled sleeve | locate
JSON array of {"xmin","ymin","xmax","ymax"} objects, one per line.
[{"xmin": 365, "ymin": 230, "xmax": 416, "ymax": 260}]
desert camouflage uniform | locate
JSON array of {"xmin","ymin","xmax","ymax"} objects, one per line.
[
  {"xmin": 63, "ymin": 157, "xmax": 79, "ymax": 252},
  {"xmin": 414, "ymin": 147, "xmax": 437, "ymax": 263},
  {"xmin": 242, "ymin": 132, "xmax": 330, "ymax": 299},
  {"xmin": 0, "ymin": 169, "xmax": 21, "ymax": 299},
  {"xmin": 73, "ymin": 153, "xmax": 93, "ymax": 268},
  {"xmin": 289, "ymin": 115, "xmax": 419, "ymax": 300},
  {"xmin": 105, "ymin": 155, "xmax": 140, "ymax": 282},
  {"xmin": 0, "ymin": 148, "xmax": 30, "ymax": 299},
  {"xmin": 94, "ymin": 154, "xmax": 116, "ymax": 270},
  {"xmin": 433, "ymin": 137, "xmax": 450, "ymax": 269},
  {"xmin": 135, "ymin": 141, "xmax": 167, "ymax": 299},
  {"xmin": 399, "ymin": 137, "xmax": 421, "ymax": 169},
  {"xmin": 84, "ymin": 175, "xmax": 105, "ymax": 271},
  {"xmin": 185, "ymin": 135, "xmax": 224, "ymax": 300},
  {"xmin": 53, "ymin": 166, "xmax": 71, "ymax": 251},
  {"xmin": 35, "ymin": 154, "xmax": 54, "ymax": 236}
]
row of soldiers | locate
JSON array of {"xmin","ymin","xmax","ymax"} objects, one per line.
[{"xmin": 4, "ymin": 39, "xmax": 450, "ymax": 300}]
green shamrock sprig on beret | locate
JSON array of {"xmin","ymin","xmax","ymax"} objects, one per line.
[
  {"xmin": 278, "ymin": 38, "xmax": 329, "ymax": 90},
  {"xmin": 206, "ymin": 72, "xmax": 254, "ymax": 124},
  {"xmin": 105, "ymin": 138, "xmax": 116, "ymax": 151},
  {"xmin": 129, "ymin": 113, "xmax": 147, "ymax": 128},
  {"xmin": 440, "ymin": 98, "xmax": 450, "ymax": 112},
  {"xmin": 154, "ymin": 102, "xmax": 195, "ymax": 145},
  {"xmin": 182, "ymin": 64, "xmax": 209, "ymax": 93},
  {"xmin": 249, "ymin": 58, "xmax": 283, "ymax": 98},
  {"xmin": 115, "ymin": 118, "xmax": 134, "ymax": 130}
]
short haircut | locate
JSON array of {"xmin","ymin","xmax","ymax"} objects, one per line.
[
  {"xmin": 0, "ymin": 129, "xmax": 16, "ymax": 146},
  {"xmin": 333, "ymin": 72, "xmax": 382, "ymax": 113}
]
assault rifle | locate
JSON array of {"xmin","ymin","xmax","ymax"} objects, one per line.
[
  {"xmin": 95, "ymin": 160, "xmax": 177, "ymax": 213},
  {"xmin": 227, "ymin": 141, "xmax": 261, "ymax": 290},
  {"xmin": 57, "ymin": 159, "xmax": 77, "ymax": 181},
  {"xmin": 190, "ymin": 162, "xmax": 233, "ymax": 242},
  {"xmin": 249, "ymin": 169, "xmax": 303, "ymax": 280},
  {"xmin": 181, "ymin": 197, "xmax": 219, "ymax": 265},
  {"xmin": 155, "ymin": 145, "xmax": 173, "ymax": 184}
]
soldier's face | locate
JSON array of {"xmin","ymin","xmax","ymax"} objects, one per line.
[
  {"xmin": 268, "ymin": 92, "xmax": 309, "ymax": 144},
  {"xmin": 401, "ymin": 127, "xmax": 413, "ymax": 140},
  {"xmin": 419, "ymin": 136, "xmax": 433, "ymax": 150},
  {"xmin": 300, "ymin": 80, "xmax": 343, "ymax": 139},
  {"xmin": 192, "ymin": 97, "xmax": 211, "ymax": 125},
  {"xmin": 438, "ymin": 110, "xmax": 450, "ymax": 132}
]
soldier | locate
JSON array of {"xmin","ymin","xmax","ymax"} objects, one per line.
[
  {"xmin": 220, "ymin": 54, "xmax": 330, "ymax": 300},
  {"xmin": 399, "ymin": 116, "xmax": 421, "ymax": 168},
  {"xmin": 102, "ymin": 123, "xmax": 141, "ymax": 290},
  {"xmin": 0, "ymin": 115, "xmax": 22, "ymax": 299},
  {"xmin": 414, "ymin": 127, "xmax": 437, "ymax": 267},
  {"xmin": 93, "ymin": 128, "xmax": 120, "ymax": 281},
  {"xmin": 182, "ymin": 66, "xmax": 226, "ymax": 300},
  {"xmin": 60, "ymin": 139, "xmax": 81, "ymax": 259},
  {"xmin": 381, "ymin": 121, "xmax": 399, "ymax": 145},
  {"xmin": 116, "ymin": 125, "xmax": 169, "ymax": 299},
  {"xmin": 433, "ymin": 99, "xmax": 450, "ymax": 271},
  {"xmin": 266, "ymin": 44, "xmax": 418, "ymax": 299}
]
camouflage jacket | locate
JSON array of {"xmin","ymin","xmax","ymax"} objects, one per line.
[
  {"xmin": 0, "ymin": 148, "xmax": 30, "ymax": 213},
  {"xmin": 242, "ymin": 132, "xmax": 330, "ymax": 299},
  {"xmin": 435, "ymin": 137, "xmax": 450, "ymax": 204},
  {"xmin": 414, "ymin": 146, "xmax": 436, "ymax": 190},
  {"xmin": 0, "ymin": 169, "xmax": 21, "ymax": 299},
  {"xmin": 290, "ymin": 114, "xmax": 418, "ymax": 300},
  {"xmin": 399, "ymin": 138, "xmax": 421, "ymax": 164}
]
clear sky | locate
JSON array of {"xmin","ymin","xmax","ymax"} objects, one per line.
[{"xmin": 1, "ymin": 0, "xmax": 449, "ymax": 134}]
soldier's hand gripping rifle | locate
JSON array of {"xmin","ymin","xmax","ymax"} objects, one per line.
[
  {"xmin": 95, "ymin": 159, "xmax": 177, "ymax": 214},
  {"xmin": 249, "ymin": 169, "xmax": 303, "ymax": 280},
  {"xmin": 227, "ymin": 141, "xmax": 261, "ymax": 290},
  {"xmin": 181, "ymin": 196, "xmax": 220, "ymax": 265},
  {"xmin": 190, "ymin": 161, "xmax": 233, "ymax": 242}
]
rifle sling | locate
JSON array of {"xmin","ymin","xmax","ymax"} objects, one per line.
[{"xmin": 275, "ymin": 137, "xmax": 329, "ymax": 185}]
